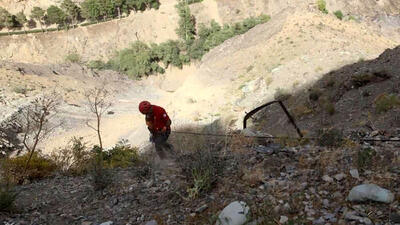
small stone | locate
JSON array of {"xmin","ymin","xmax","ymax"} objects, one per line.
[
  {"xmin": 313, "ymin": 217, "xmax": 325, "ymax": 225},
  {"xmin": 164, "ymin": 180, "xmax": 171, "ymax": 185},
  {"xmin": 334, "ymin": 173, "xmax": 346, "ymax": 181},
  {"xmin": 279, "ymin": 216, "xmax": 289, "ymax": 224},
  {"xmin": 322, "ymin": 175, "xmax": 333, "ymax": 183},
  {"xmin": 144, "ymin": 220, "xmax": 158, "ymax": 225},
  {"xmin": 349, "ymin": 169, "xmax": 360, "ymax": 179},
  {"xmin": 145, "ymin": 180, "xmax": 154, "ymax": 188},
  {"xmin": 370, "ymin": 130, "xmax": 379, "ymax": 137},
  {"xmin": 322, "ymin": 199, "xmax": 329, "ymax": 208},
  {"xmin": 81, "ymin": 222, "xmax": 92, "ymax": 225},
  {"xmin": 195, "ymin": 204, "xmax": 208, "ymax": 213},
  {"xmin": 283, "ymin": 203, "xmax": 290, "ymax": 211},
  {"xmin": 333, "ymin": 191, "xmax": 343, "ymax": 199}
]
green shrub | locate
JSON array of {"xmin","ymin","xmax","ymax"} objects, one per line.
[
  {"xmin": 334, "ymin": 10, "xmax": 343, "ymax": 20},
  {"xmin": 65, "ymin": 52, "xmax": 81, "ymax": 63},
  {"xmin": 89, "ymin": 146, "xmax": 112, "ymax": 191},
  {"xmin": 151, "ymin": 40, "xmax": 188, "ymax": 69},
  {"xmin": 175, "ymin": 1, "xmax": 196, "ymax": 43},
  {"xmin": 102, "ymin": 140, "xmax": 139, "ymax": 168},
  {"xmin": 374, "ymin": 93, "xmax": 400, "ymax": 114},
  {"xmin": 0, "ymin": 183, "xmax": 18, "ymax": 212},
  {"xmin": 108, "ymin": 41, "xmax": 164, "ymax": 78},
  {"xmin": 357, "ymin": 147, "xmax": 376, "ymax": 170},
  {"xmin": 317, "ymin": 0, "xmax": 328, "ymax": 14},
  {"xmin": 51, "ymin": 137, "xmax": 92, "ymax": 175},
  {"xmin": 1, "ymin": 152, "xmax": 57, "ymax": 184},
  {"xmin": 87, "ymin": 60, "xmax": 108, "ymax": 70},
  {"xmin": 317, "ymin": 128, "xmax": 344, "ymax": 148},
  {"xmin": 177, "ymin": 149, "xmax": 223, "ymax": 199}
]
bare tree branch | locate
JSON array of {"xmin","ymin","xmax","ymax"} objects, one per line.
[{"xmin": 84, "ymin": 85, "xmax": 112, "ymax": 150}]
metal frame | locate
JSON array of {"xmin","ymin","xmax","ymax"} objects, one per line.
[{"xmin": 243, "ymin": 100, "xmax": 304, "ymax": 138}]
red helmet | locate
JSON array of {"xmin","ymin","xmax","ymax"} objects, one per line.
[{"xmin": 139, "ymin": 101, "xmax": 152, "ymax": 114}]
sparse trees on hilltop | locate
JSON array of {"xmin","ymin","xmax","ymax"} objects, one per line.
[
  {"xmin": 61, "ymin": 0, "xmax": 81, "ymax": 25},
  {"xmin": 31, "ymin": 7, "xmax": 45, "ymax": 31},
  {"xmin": 46, "ymin": 5, "xmax": 67, "ymax": 28},
  {"xmin": 15, "ymin": 11, "xmax": 27, "ymax": 33},
  {"xmin": 0, "ymin": 8, "xmax": 16, "ymax": 33}
]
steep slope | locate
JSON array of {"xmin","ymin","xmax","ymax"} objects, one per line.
[{"xmin": 166, "ymin": 10, "xmax": 399, "ymax": 130}]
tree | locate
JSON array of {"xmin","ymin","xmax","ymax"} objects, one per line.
[
  {"xmin": 85, "ymin": 86, "xmax": 112, "ymax": 150},
  {"xmin": 31, "ymin": 7, "xmax": 45, "ymax": 31},
  {"xmin": 81, "ymin": 0, "xmax": 103, "ymax": 21},
  {"xmin": 61, "ymin": 0, "xmax": 81, "ymax": 25},
  {"xmin": 46, "ymin": 5, "xmax": 67, "ymax": 28},
  {"xmin": 114, "ymin": 0, "xmax": 125, "ymax": 18},
  {"xmin": 17, "ymin": 93, "xmax": 61, "ymax": 182},
  {"xmin": 0, "ymin": 8, "xmax": 16, "ymax": 34},
  {"xmin": 175, "ymin": 1, "xmax": 196, "ymax": 43},
  {"xmin": 15, "ymin": 11, "xmax": 27, "ymax": 33}
]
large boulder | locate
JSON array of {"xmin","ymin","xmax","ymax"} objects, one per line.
[
  {"xmin": 347, "ymin": 184, "xmax": 395, "ymax": 203},
  {"xmin": 215, "ymin": 201, "xmax": 250, "ymax": 225}
]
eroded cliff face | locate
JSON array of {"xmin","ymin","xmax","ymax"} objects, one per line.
[{"xmin": 0, "ymin": 0, "xmax": 179, "ymax": 64}]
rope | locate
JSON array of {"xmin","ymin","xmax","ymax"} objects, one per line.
[{"xmin": 171, "ymin": 130, "xmax": 400, "ymax": 143}]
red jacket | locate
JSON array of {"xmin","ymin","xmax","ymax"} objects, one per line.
[{"xmin": 146, "ymin": 105, "xmax": 171, "ymax": 133}]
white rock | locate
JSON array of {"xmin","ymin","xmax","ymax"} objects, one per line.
[
  {"xmin": 322, "ymin": 175, "xmax": 333, "ymax": 183},
  {"xmin": 279, "ymin": 216, "xmax": 289, "ymax": 224},
  {"xmin": 100, "ymin": 222, "xmax": 113, "ymax": 225},
  {"xmin": 144, "ymin": 221, "xmax": 157, "ymax": 225},
  {"xmin": 215, "ymin": 201, "xmax": 250, "ymax": 225},
  {"xmin": 349, "ymin": 169, "xmax": 360, "ymax": 179},
  {"xmin": 334, "ymin": 173, "xmax": 346, "ymax": 181},
  {"xmin": 347, "ymin": 184, "xmax": 395, "ymax": 203}
]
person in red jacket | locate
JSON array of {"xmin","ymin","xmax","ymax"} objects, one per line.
[{"xmin": 139, "ymin": 101, "xmax": 173, "ymax": 159}]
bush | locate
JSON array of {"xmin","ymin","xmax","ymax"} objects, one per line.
[
  {"xmin": 175, "ymin": 1, "xmax": 196, "ymax": 43},
  {"xmin": 108, "ymin": 41, "xmax": 164, "ymax": 78},
  {"xmin": 102, "ymin": 140, "xmax": 139, "ymax": 168},
  {"xmin": 50, "ymin": 137, "xmax": 92, "ymax": 175},
  {"xmin": 87, "ymin": 60, "xmax": 109, "ymax": 70},
  {"xmin": 1, "ymin": 152, "xmax": 57, "ymax": 184},
  {"xmin": 177, "ymin": 149, "xmax": 223, "ymax": 199},
  {"xmin": 317, "ymin": 0, "xmax": 328, "ymax": 14},
  {"xmin": 89, "ymin": 146, "xmax": 112, "ymax": 191},
  {"xmin": 356, "ymin": 147, "xmax": 376, "ymax": 170},
  {"xmin": 374, "ymin": 93, "xmax": 400, "ymax": 114},
  {"xmin": 151, "ymin": 40, "xmax": 188, "ymax": 69},
  {"xmin": 316, "ymin": 128, "xmax": 344, "ymax": 148},
  {"xmin": 0, "ymin": 183, "xmax": 17, "ymax": 212},
  {"xmin": 334, "ymin": 10, "xmax": 343, "ymax": 20},
  {"xmin": 65, "ymin": 52, "xmax": 81, "ymax": 63}
]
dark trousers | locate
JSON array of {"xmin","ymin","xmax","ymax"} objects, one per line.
[{"xmin": 152, "ymin": 129, "xmax": 173, "ymax": 159}]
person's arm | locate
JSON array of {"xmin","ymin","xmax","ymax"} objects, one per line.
[{"xmin": 161, "ymin": 109, "xmax": 171, "ymax": 132}]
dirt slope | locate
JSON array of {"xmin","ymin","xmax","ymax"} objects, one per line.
[{"xmin": 167, "ymin": 10, "xmax": 399, "ymax": 130}]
